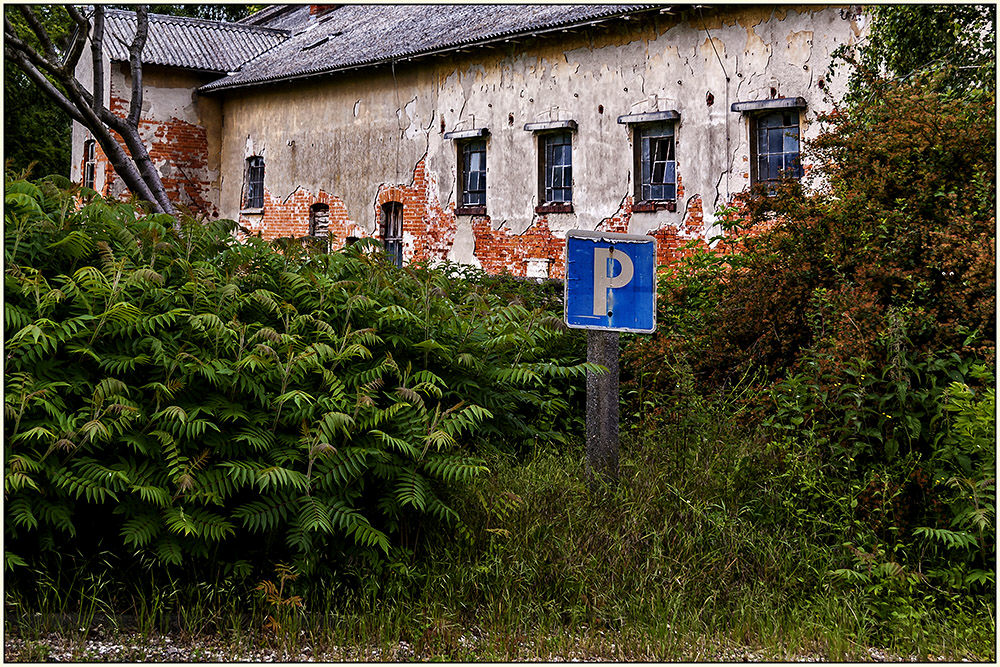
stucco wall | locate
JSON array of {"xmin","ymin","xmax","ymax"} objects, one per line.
[
  {"xmin": 111, "ymin": 65, "xmax": 223, "ymax": 217},
  {"xmin": 72, "ymin": 59, "xmax": 223, "ymax": 218},
  {"xmin": 215, "ymin": 4, "xmax": 864, "ymax": 275}
]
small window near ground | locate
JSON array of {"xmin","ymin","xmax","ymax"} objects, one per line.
[
  {"xmin": 636, "ymin": 122, "xmax": 676, "ymax": 204},
  {"xmin": 309, "ymin": 203, "xmax": 330, "ymax": 238},
  {"xmin": 458, "ymin": 139, "xmax": 486, "ymax": 212},
  {"xmin": 245, "ymin": 156, "xmax": 265, "ymax": 209},
  {"xmin": 751, "ymin": 110, "xmax": 802, "ymax": 192},
  {"xmin": 83, "ymin": 140, "xmax": 96, "ymax": 190},
  {"xmin": 380, "ymin": 201, "xmax": 403, "ymax": 267}
]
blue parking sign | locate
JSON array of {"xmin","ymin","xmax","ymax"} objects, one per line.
[{"xmin": 564, "ymin": 230, "xmax": 656, "ymax": 333}]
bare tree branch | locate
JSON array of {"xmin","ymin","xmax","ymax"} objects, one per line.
[
  {"xmin": 62, "ymin": 5, "xmax": 90, "ymax": 71},
  {"xmin": 62, "ymin": 22, "xmax": 89, "ymax": 73},
  {"xmin": 65, "ymin": 5, "xmax": 90, "ymax": 31},
  {"xmin": 3, "ymin": 47, "xmax": 86, "ymax": 125},
  {"xmin": 16, "ymin": 6, "xmax": 57, "ymax": 61},
  {"xmin": 4, "ymin": 16, "xmax": 65, "ymax": 81},
  {"xmin": 91, "ymin": 5, "xmax": 105, "ymax": 113},
  {"xmin": 6, "ymin": 4, "xmax": 175, "ymax": 215},
  {"xmin": 126, "ymin": 6, "xmax": 148, "ymax": 128}
]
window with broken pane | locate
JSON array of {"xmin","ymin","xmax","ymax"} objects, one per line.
[
  {"xmin": 637, "ymin": 122, "xmax": 676, "ymax": 202},
  {"xmin": 542, "ymin": 131, "xmax": 572, "ymax": 203},
  {"xmin": 752, "ymin": 110, "xmax": 802, "ymax": 191},
  {"xmin": 460, "ymin": 139, "xmax": 486, "ymax": 206},
  {"xmin": 309, "ymin": 203, "xmax": 330, "ymax": 238},
  {"xmin": 245, "ymin": 156, "xmax": 265, "ymax": 209},
  {"xmin": 381, "ymin": 201, "xmax": 403, "ymax": 267},
  {"xmin": 83, "ymin": 140, "xmax": 96, "ymax": 190}
]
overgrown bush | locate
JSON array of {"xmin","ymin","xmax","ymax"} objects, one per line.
[
  {"xmin": 4, "ymin": 177, "xmax": 594, "ymax": 576},
  {"xmin": 622, "ymin": 72, "xmax": 995, "ymax": 623}
]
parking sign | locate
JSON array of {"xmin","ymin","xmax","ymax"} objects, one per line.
[{"xmin": 564, "ymin": 230, "xmax": 656, "ymax": 333}]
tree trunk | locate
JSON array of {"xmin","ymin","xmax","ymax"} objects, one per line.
[{"xmin": 4, "ymin": 5, "xmax": 175, "ymax": 215}]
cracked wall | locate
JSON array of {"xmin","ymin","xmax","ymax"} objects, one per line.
[
  {"xmin": 76, "ymin": 64, "xmax": 223, "ymax": 219},
  {"xmin": 215, "ymin": 4, "xmax": 864, "ymax": 274}
]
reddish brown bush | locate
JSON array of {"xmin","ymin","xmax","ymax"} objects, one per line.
[{"xmin": 624, "ymin": 76, "xmax": 995, "ymax": 410}]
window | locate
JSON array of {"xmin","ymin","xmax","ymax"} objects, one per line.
[
  {"xmin": 83, "ymin": 140, "xmax": 96, "ymax": 190},
  {"xmin": 309, "ymin": 203, "xmax": 330, "ymax": 238},
  {"xmin": 444, "ymin": 127, "xmax": 490, "ymax": 214},
  {"xmin": 245, "ymin": 156, "xmax": 265, "ymax": 209},
  {"xmin": 540, "ymin": 131, "xmax": 572, "ymax": 206},
  {"xmin": 617, "ymin": 110, "xmax": 681, "ymax": 212},
  {"xmin": 458, "ymin": 139, "xmax": 486, "ymax": 213},
  {"xmin": 380, "ymin": 201, "xmax": 403, "ymax": 267},
  {"xmin": 636, "ymin": 122, "xmax": 676, "ymax": 204},
  {"xmin": 751, "ymin": 110, "xmax": 802, "ymax": 191}
]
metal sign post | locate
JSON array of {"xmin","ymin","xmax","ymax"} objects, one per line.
[{"xmin": 564, "ymin": 230, "xmax": 656, "ymax": 482}]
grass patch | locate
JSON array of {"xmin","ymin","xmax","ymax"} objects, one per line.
[{"xmin": 7, "ymin": 416, "xmax": 993, "ymax": 661}]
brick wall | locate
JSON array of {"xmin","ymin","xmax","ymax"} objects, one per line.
[
  {"xmin": 239, "ymin": 185, "xmax": 362, "ymax": 244},
  {"xmin": 95, "ymin": 82, "xmax": 218, "ymax": 218}
]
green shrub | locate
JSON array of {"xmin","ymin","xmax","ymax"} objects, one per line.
[
  {"xmin": 621, "ymin": 72, "xmax": 995, "ymax": 629},
  {"xmin": 4, "ymin": 176, "xmax": 595, "ymax": 575}
]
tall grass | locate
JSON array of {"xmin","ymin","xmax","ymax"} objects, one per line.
[{"xmin": 10, "ymin": 396, "xmax": 991, "ymax": 661}]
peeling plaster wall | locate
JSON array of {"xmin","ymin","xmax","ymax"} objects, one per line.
[
  {"xmin": 71, "ymin": 61, "xmax": 222, "ymax": 218},
  {"xmin": 106, "ymin": 65, "xmax": 223, "ymax": 217},
  {"xmin": 215, "ymin": 4, "xmax": 863, "ymax": 275},
  {"xmin": 70, "ymin": 38, "xmax": 112, "ymax": 193}
]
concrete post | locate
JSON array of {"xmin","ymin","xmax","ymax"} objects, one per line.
[{"xmin": 586, "ymin": 329, "xmax": 619, "ymax": 482}]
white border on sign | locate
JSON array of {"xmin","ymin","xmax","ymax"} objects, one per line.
[{"xmin": 563, "ymin": 229, "xmax": 657, "ymax": 334}]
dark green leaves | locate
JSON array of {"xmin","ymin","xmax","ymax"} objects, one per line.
[{"xmin": 4, "ymin": 176, "xmax": 587, "ymax": 573}]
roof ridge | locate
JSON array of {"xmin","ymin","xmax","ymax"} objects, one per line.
[{"xmin": 103, "ymin": 8, "xmax": 290, "ymax": 36}]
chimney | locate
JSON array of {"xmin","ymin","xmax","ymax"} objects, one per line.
[{"xmin": 310, "ymin": 5, "xmax": 339, "ymax": 18}]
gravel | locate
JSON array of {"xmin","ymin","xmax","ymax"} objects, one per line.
[{"xmin": 4, "ymin": 628, "xmax": 969, "ymax": 663}]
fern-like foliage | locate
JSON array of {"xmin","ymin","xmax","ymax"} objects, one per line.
[{"xmin": 4, "ymin": 175, "xmax": 588, "ymax": 575}]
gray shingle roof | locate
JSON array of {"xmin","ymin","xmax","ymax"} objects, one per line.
[
  {"xmin": 200, "ymin": 4, "xmax": 656, "ymax": 92},
  {"xmin": 102, "ymin": 9, "xmax": 288, "ymax": 73}
]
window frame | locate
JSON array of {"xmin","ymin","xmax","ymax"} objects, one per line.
[
  {"xmin": 749, "ymin": 109, "xmax": 803, "ymax": 193},
  {"xmin": 244, "ymin": 156, "xmax": 265, "ymax": 210},
  {"xmin": 537, "ymin": 130, "xmax": 574, "ymax": 213},
  {"xmin": 633, "ymin": 121, "xmax": 677, "ymax": 211},
  {"xmin": 456, "ymin": 138, "xmax": 487, "ymax": 215},
  {"xmin": 83, "ymin": 139, "xmax": 96, "ymax": 191},
  {"xmin": 380, "ymin": 201, "xmax": 404, "ymax": 267},
  {"xmin": 309, "ymin": 202, "xmax": 330, "ymax": 238}
]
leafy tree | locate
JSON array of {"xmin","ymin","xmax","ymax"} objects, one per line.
[
  {"xmin": 835, "ymin": 4, "xmax": 996, "ymax": 102},
  {"xmin": 4, "ymin": 6, "xmax": 77, "ymax": 179},
  {"xmin": 4, "ymin": 60, "xmax": 71, "ymax": 179},
  {"xmin": 3, "ymin": 5, "xmax": 259, "ymax": 182}
]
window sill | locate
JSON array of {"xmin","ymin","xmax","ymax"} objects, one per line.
[
  {"xmin": 455, "ymin": 205, "xmax": 487, "ymax": 216},
  {"xmin": 535, "ymin": 202, "xmax": 574, "ymax": 214},
  {"xmin": 632, "ymin": 200, "xmax": 676, "ymax": 213},
  {"xmin": 241, "ymin": 207, "xmax": 264, "ymax": 215}
]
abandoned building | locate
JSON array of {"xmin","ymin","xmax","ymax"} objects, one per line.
[{"xmin": 70, "ymin": 4, "xmax": 867, "ymax": 277}]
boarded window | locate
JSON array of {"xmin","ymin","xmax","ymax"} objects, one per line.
[
  {"xmin": 380, "ymin": 201, "xmax": 403, "ymax": 267},
  {"xmin": 636, "ymin": 122, "xmax": 676, "ymax": 202},
  {"xmin": 751, "ymin": 110, "xmax": 802, "ymax": 191},
  {"xmin": 83, "ymin": 140, "xmax": 96, "ymax": 190},
  {"xmin": 245, "ymin": 156, "xmax": 265, "ymax": 209},
  {"xmin": 459, "ymin": 139, "xmax": 486, "ymax": 207},
  {"xmin": 309, "ymin": 203, "xmax": 330, "ymax": 238},
  {"xmin": 540, "ymin": 131, "xmax": 572, "ymax": 204}
]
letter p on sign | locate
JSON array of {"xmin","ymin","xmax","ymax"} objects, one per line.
[{"xmin": 564, "ymin": 230, "xmax": 656, "ymax": 333}]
